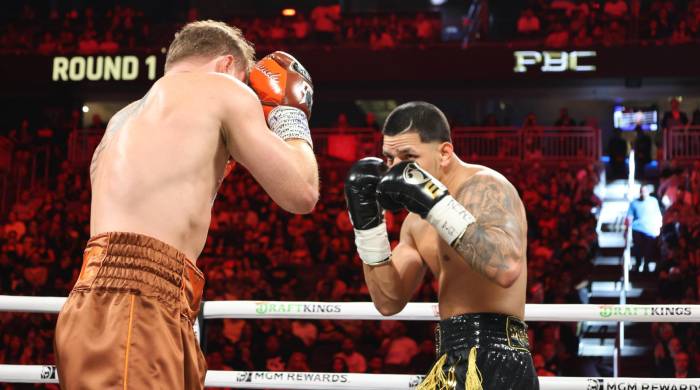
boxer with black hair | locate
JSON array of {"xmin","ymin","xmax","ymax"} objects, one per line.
[{"xmin": 345, "ymin": 102, "xmax": 538, "ymax": 389}]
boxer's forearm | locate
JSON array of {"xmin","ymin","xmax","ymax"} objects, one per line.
[
  {"xmin": 451, "ymin": 174, "xmax": 525, "ymax": 288},
  {"xmin": 360, "ymin": 240, "xmax": 426, "ymax": 317},
  {"xmin": 285, "ymin": 139, "xmax": 320, "ymax": 201},
  {"xmin": 362, "ymin": 263, "xmax": 409, "ymax": 316}
]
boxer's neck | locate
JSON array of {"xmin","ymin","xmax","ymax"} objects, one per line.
[
  {"xmin": 166, "ymin": 56, "xmax": 223, "ymax": 74},
  {"xmin": 166, "ymin": 61, "xmax": 214, "ymax": 74},
  {"xmin": 438, "ymin": 155, "xmax": 463, "ymax": 191}
]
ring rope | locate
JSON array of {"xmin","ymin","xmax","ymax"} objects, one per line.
[
  {"xmin": 1, "ymin": 365, "xmax": 699, "ymax": 389},
  {"xmin": 1, "ymin": 295, "xmax": 698, "ymax": 322}
]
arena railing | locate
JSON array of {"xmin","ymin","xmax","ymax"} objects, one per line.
[
  {"xmin": 665, "ymin": 125, "xmax": 700, "ymax": 163},
  {"xmin": 66, "ymin": 126, "xmax": 601, "ymax": 166}
]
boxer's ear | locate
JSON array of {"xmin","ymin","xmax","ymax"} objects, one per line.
[
  {"xmin": 438, "ymin": 142, "xmax": 453, "ymax": 167},
  {"xmin": 215, "ymin": 55, "xmax": 236, "ymax": 74}
]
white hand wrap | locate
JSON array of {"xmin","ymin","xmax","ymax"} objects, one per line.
[
  {"xmin": 426, "ymin": 195, "xmax": 476, "ymax": 246},
  {"xmin": 354, "ymin": 222, "xmax": 392, "ymax": 266},
  {"xmin": 267, "ymin": 106, "xmax": 313, "ymax": 148}
]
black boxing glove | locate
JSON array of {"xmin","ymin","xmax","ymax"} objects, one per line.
[
  {"xmin": 377, "ymin": 161, "xmax": 476, "ymax": 246},
  {"xmin": 344, "ymin": 158, "xmax": 391, "ymax": 265}
]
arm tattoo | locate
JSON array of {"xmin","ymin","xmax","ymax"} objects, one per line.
[{"xmin": 452, "ymin": 174, "xmax": 525, "ymax": 280}]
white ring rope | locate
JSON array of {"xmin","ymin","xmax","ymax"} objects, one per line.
[
  {"xmin": 1, "ymin": 365, "xmax": 699, "ymax": 389},
  {"xmin": 1, "ymin": 295, "xmax": 699, "ymax": 322}
]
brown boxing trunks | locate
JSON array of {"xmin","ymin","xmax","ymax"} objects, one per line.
[{"xmin": 54, "ymin": 232, "xmax": 206, "ymax": 390}]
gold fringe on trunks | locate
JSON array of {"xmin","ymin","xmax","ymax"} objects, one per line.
[
  {"xmin": 416, "ymin": 346, "xmax": 482, "ymax": 390},
  {"xmin": 466, "ymin": 346, "xmax": 483, "ymax": 390}
]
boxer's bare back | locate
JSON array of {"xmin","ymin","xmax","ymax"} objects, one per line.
[{"xmin": 90, "ymin": 71, "xmax": 318, "ymax": 261}]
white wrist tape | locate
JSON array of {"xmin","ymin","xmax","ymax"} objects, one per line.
[
  {"xmin": 267, "ymin": 106, "xmax": 313, "ymax": 148},
  {"xmin": 354, "ymin": 222, "xmax": 392, "ymax": 266},
  {"xmin": 426, "ymin": 195, "xmax": 476, "ymax": 246}
]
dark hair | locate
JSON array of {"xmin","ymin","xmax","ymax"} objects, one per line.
[{"xmin": 382, "ymin": 101, "xmax": 451, "ymax": 143}]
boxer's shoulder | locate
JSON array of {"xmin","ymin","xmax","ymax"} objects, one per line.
[
  {"xmin": 455, "ymin": 165, "xmax": 514, "ymax": 194},
  {"xmin": 158, "ymin": 72, "xmax": 256, "ymax": 100}
]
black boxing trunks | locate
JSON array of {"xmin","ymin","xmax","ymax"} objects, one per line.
[{"xmin": 417, "ymin": 313, "xmax": 539, "ymax": 390}]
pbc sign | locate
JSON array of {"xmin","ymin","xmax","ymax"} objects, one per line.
[{"xmin": 513, "ymin": 51, "xmax": 596, "ymax": 73}]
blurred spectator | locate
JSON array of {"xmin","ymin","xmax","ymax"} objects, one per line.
[
  {"xmin": 291, "ymin": 14, "xmax": 311, "ymax": 41},
  {"xmin": 670, "ymin": 20, "xmax": 692, "ymax": 44},
  {"xmin": 415, "ymin": 13, "xmax": 436, "ymax": 42},
  {"xmin": 626, "ymin": 185, "xmax": 662, "ymax": 272},
  {"xmin": 331, "ymin": 355, "xmax": 349, "ymax": 373},
  {"xmin": 262, "ymin": 334, "xmax": 287, "ymax": 371},
  {"xmin": 269, "ymin": 18, "xmax": 288, "ymax": 42},
  {"xmin": 633, "ymin": 125, "xmax": 653, "ymax": 179},
  {"xmin": 533, "ymin": 353, "xmax": 556, "ymax": 376},
  {"xmin": 673, "ymin": 351, "xmax": 695, "ymax": 377},
  {"xmin": 370, "ymin": 28, "xmax": 396, "ymax": 50},
  {"xmin": 644, "ymin": 18, "xmax": 663, "ymax": 41},
  {"xmin": 539, "ymin": 341, "xmax": 561, "ymax": 376},
  {"xmin": 572, "ymin": 27, "xmax": 593, "ymax": 47},
  {"xmin": 335, "ymin": 337, "xmax": 367, "ymax": 373},
  {"xmin": 287, "ymin": 351, "xmax": 311, "ymax": 372},
  {"xmin": 554, "ymin": 108, "xmax": 576, "ymax": 127},
  {"xmin": 608, "ymin": 128, "xmax": 629, "ymax": 180},
  {"xmin": 604, "ymin": 0, "xmax": 630, "ymax": 19},
  {"xmin": 409, "ymin": 339, "xmax": 435, "ymax": 374},
  {"xmin": 4, "ymin": 211, "xmax": 26, "ymax": 239},
  {"xmin": 99, "ymin": 31, "xmax": 119, "ymax": 54},
  {"xmin": 37, "ymin": 33, "xmax": 58, "ymax": 55},
  {"xmin": 603, "ymin": 20, "xmax": 627, "ymax": 46},
  {"xmin": 77, "ymin": 32, "xmax": 99, "ymax": 55},
  {"xmin": 545, "ymin": 23, "xmax": 570, "ymax": 48},
  {"xmin": 662, "ymin": 98, "xmax": 689, "ymax": 132},
  {"xmin": 517, "ymin": 9, "xmax": 541, "ymax": 36},
  {"xmin": 382, "ymin": 322, "xmax": 418, "ymax": 372},
  {"xmin": 291, "ymin": 319, "xmax": 318, "ymax": 348},
  {"xmin": 311, "ymin": 2, "xmax": 341, "ymax": 44},
  {"xmin": 657, "ymin": 8, "xmax": 675, "ymax": 37},
  {"xmin": 551, "ymin": 0, "xmax": 577, "ymax": 15}
]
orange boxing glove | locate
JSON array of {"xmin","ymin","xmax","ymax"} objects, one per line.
[
  {"xmin": 249, "ymin": 51, "xmax": 314, "ymax": 147},
  {"xmin": 249, "ymin": 51, "xmax": 313, "ymax": 120}
]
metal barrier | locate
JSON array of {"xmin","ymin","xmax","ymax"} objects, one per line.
[
  {"xmin": 452, "ymin": 127, "xmax": 521, "ymax": 163},
  {"xmin": 66, "ymin": 126, "xmax": 601, "ymax": 165},
  {"xmin": 665, "ymin": 126, "xmax": 700, "ymax": 163},
  {"xmin": 455, "ymin": 126, "xmax": 600, "ymax": 163},
  {"xmin": 522, "ymin": 126, "xmax": 601, "ymax": 162}
]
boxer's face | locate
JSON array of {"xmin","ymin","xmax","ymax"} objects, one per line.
[{"xmin": 382, "ymin": 132, "xmax": 451, "ymax": 180}]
